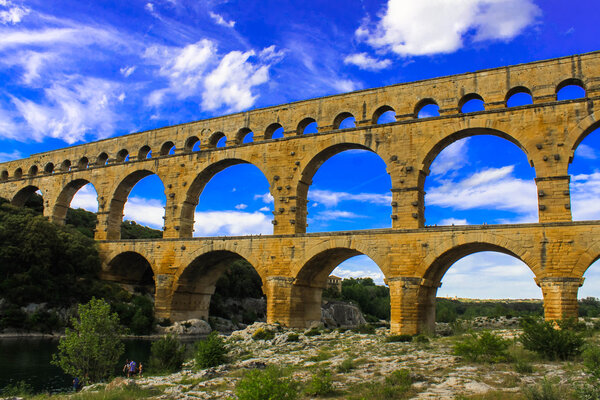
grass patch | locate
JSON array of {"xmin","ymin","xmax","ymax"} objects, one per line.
[
  {"xmin": 236, "ymin": 366, "xmax": 298, "ymax": 400},
  {"xmin": 347, "ymin": 369, "xmax": 413, "ymax": 400},
  {"xmin": 308, "ymin": 349, "xmax": 333, "ymax": 362},
  {"xmin": 252, "ymin": 328, "xmax": 275, "ymax": 341}
]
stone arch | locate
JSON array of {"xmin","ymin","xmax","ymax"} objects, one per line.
[
  {"xmin": 333, "ymin": 112, "xmax": 354, "ymax": 129},
  {"xmin": 265, "ymin": 123, "xmax": 283, "ymax": 140},
  {"xmin": 102, "ymin": 251, "xmax": 156, "ymax": 295},
  {"xmin": 505, "ymin": 86, "xmax": 533, "ymax": 106},
  {"xmin": 116, "ymin": 149, "xmax": 129, "ymax": 162},
  {"xmin": 572, "ymin": 239, "xmax": 600, "ymax": 278},
  {"xmin": 297, "ymin": 117, "xmax": 317, "ymax": 135},
  {"xmin": 566, "ymin": 112, "xmax": 600, "ymax": 162},
  {"xmin": 77, "ymin": 157, "xmax": 89, "ymax": 169},
  {"xmin": 106, "ymin": 169, "xmax": 164, "ymax": 240},
  {"xmin": 96, "ymin": 152, "xmax": 109, "ymax": 166},
  {"xmin": 1, "ymin": 169, "xmax": 7, "ymax": 181},
  {"xmin": 60, "ymin": 160, "xmax": 71, "ymax": 172},
  {"xmin": 13, "ymin": 167, "xmax": 22, "ymax": 179},
  {"xmin": 52, "ymin": 179, "xmax": 98, "ymax": 225},
  {"xmin": 208, "ymin": 131, "xmax": 226, "ymax": 148},
  {"xmin": 44, "ymin": 162, "xmax": 54, "ymax": 174},
  {"xmin": 458, "ymin": 93, "xmax": 485, "ymax": 112},
  {"xmin": 138, "ymin": 145, "xmax": 152, "ymax": 159},
  {"xmin": 295, "ymin": 142, "xmax": 386, "ymax": 233},
  {"xmin": 170, "ymin": 249, "xmax": 263, "ymax": 321},
  {"xmin": 28, "ymin": 165, "xmax": 38, "ymax": 176},
  {"xmin": 178, "ymin": 158, "xmax": 271, "ymax": 238},
  {"xmin": 160, "ymin": 141, "xmax": 175, "ymax": 156},
  {"xmin": 185, "ymin": 136, "xmax": 200, "ymax": 152},
  {"xmin": 372, "ymin": 105, "xmax": 395, "ymax": 124},
  {"xmin": 556, "ymin": 78, "xmax": 586, "ymax": 95},
  {"xmin": 236, "ymin": 127, "xmax": 253, "ymax": 144},
  {"xmin": 12, "ymin": 185, "xmax": 41, "ymax": 207},
  {"xmin": 414, "ymin": 98, "xmax": 439, "ymax": 118}
]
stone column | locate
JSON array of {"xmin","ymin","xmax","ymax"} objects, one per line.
[
  {"xmin": 535, "ymin": 176, "xmax": 572, "ymax": 223},
  {"xmin": 536, "ymin": 277, "xmax": 584, "ymax": 320},
  {"xmin": 154, "ymin": 274, "xmax": 175, "ymax": 320},
  {"xmin": 162, "ymin": 194, "xmax": 178, "ymax": 239},
  {"xmin": 391, "ymin": 187, "xmax": 424, "ymax": 229},
  {"xmin": 265, "ymin": 276, "xmax": 297, "ymax": 326},
  {"xmin": 417, "ymin": 279, "xmax": 442, "ymax": 334},
  {"xmin": 388, "ymin": 277, "xmax": 421, "ymax": 335}
]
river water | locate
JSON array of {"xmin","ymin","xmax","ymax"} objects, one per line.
[{"xmin": 0, "ymin": 338, "xmax": 154, "ymax": 394}]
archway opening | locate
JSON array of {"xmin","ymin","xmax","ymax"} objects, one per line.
[
  {"xmin": 305, "ymin": 147, "xmax": 391, "ymax": 233},
  {"xmin": 185, "ymin": 136, "xmax": 200, "ymax": 152},
  {"xmin": 209, "ymin": 132, "xmax": 226, "ymax": 148},
  {"xmin": 138, "ymin": 145, "xmax": 152, "ymax": 159},
  {"xmin": 424, "ymin": 133, "xmax": 536, "ymax": 226},
  {"xmin": 557, "ymin": 79, "xmax": 586, "ymax": 101},
  {"xmin": 160, "ymin": 141, "xmax": 175, "ymax": 156},
  {"xmin": 54, "ymin": 181, "xmax": 99, "ymax": 234},
  {"xmin": 44, "ymin": 163, "xmax": 54, "ymax": 174},
  {"xmin": 506, "ymin": 87, "xmax": 533, "ymax": 107},
  {"xmin": 415, "ymin": 99, "xmax": 440, "ymax": 118},
  {"xmin": 265, "ymin": 123, "xmax": 284, "ymax": 140},
  {"xmin": 77, "ymin": 157, "xmax": 89, "ymax": 169},
  {"xmin": 116, "ymin": 149, "xmax": 129, "ymax": 163},
  {"xmin": 60, "ymin": 160, "xmax": 71, "ymax": 172},
  {"xmin": 189, "ymin": 162, "xmax": 272, "ymax": 237},
  {"xmin": 28, "ymin": 165, "xmax": 38, "ymax": 176},
  {"xmin": 373, "ymin": 105, "xmax": 396, "ymax": 124},
  {"xmin": 238, "ymin": 128, "xmax": 253, "ymax": 144},
  {"xmin": 171, "ymin": 251, "xmax": 264, "ymax": 324},
  {"xmin": 459, "ymin": 94, "xmax": 485, "ymax": 113},
  {"xmin": 298, "ymin": 118, "xmax": 318, "ymax": 134},
  {"xmin": 334, "ymin": 112, "xmax": 356, "ymax": 130},
  {"xmin": 569, "ymin": 125, "xmax": 600, "ymax": 221},
  {"xmin": 12, "ymin": 186, "xmax": 43, "ymax": 213},
  {"xmin": 431, "ymin": 248, "xmax": 542, "ymax": 329},
  {"xmin": 1, "ymin": 170, "xmax": 7, "ymax": 181},
  {"xmin": 579, "ymin": 259, "xmax": 600, "ymax": 317},
  {"xmin": 298, "ymin": 249, "xmax": 388, "ymax": 327},
  {"xmin": 96, "ymin": 152, "xmax": 108, "ymax": 166}
]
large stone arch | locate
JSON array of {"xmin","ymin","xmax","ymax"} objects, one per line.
[
  {"xmin": 566, "ymin": 111, "xmax": 600, "ymax": 164},
  {"xmin": 178, "ymin": 158, "xmax": 272, "ymax": 238},
  {"xmin": 100, "ymin": 250, "xmax": 157, "ymax": 301},
  {"xmin": 170, "ymin": 249, "xmax": 263, "ymax": 321},
  {"xmin": 106, "ymin": 168, "xmax": 165, "ymax": 240},
  {"xmin": 52, "ymin": 179, "xmax": 98, "ymax": 225},
  {"xmin": 295, "ymin": 141, "xmax": 390, "ymax": 232},
  {"xmin": 11, "ymin": 184, "xmax": 43, "ymax": 207}
]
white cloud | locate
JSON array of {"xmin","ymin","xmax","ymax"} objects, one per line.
[
  {"xmin": 576, "ymin": 144, "xmax": 596, "ymax": 160},
  {"xmin": 120, "ymin": 66, "xmax": 136, "ymax": 77},
  {"xmin": 0, "ymin": 0, "xmax": 29, "ymax": 25},
  {"xmin": 0, "ymin": 149, "xmax": 21, "ymax": 162},
  {"xmin": 313, "ymin": 210, "xmax": 364, "ymax": 221},
  {"xmin": 344, "ymin": 52, "xmax": 391, "ymax": 71},
  {"xmin": 235, "ymin": 203, "xmax": 247, "ymax": 210},
  {"xmin": 193, "ymin": 210, "xmax": 271, "ymax": 236},
  {"xmin": 427, "ymin": 165, "xmax": 538, "ymax": 216},
  {"xmin": 124, "ymin": 196, "xmax": 165, "ymax": 228},
  {"xmin": 439, "ymin": 218, "xmax": 468, "ymax": 226},
  {"xmin": 258, "ymin": 206, "xmax": 270, "ymax": 212},
  {"xmin": 70, "ymin": 184, "xmax": 98, "ymax": 212},
  {"xmin": 332, "ymin": 255, "xmax": 385, "ymax": 285},
  {"xmin": 209, "ymin": 11, "xmax": 235, "ymax": 28},
  {"xmin": 430, "ymin": 139, "xmax": 469, "ymax": 176},
  {"xmin": 9, "ymin": 76, "xmax": 124, "ymax": 143},
  {"xmin": 358, "ymin": 0, "xmax": 540, "ymax": 57},
  {"xmin": 254, "ymin": 192, "xmax": 274, "ymax": 203},
  {"xmin": 309, "ymin": 189, "xmax": 391, "ymax": 207},
  {"xmin": 332, "ymin": 79, "xmax": 361, "ymax": 93},
  {"xmin": 571, "ymin": 171, "xmax": 600, "ymax": 221}
]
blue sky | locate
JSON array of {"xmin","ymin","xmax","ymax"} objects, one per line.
[{"xmin": 1, "ymin": 0, "xmax": 600, "ymax": 299}]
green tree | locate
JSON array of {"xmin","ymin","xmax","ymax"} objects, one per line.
[{"xmin": 52, "ymin": 298, "xmax": 124, "ymax": 383}]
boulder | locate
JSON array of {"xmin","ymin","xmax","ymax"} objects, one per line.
[
  {"xmin": 161, "ymin": 319, "xmax": 212, "ymax": 336},
  {"xmin": 321, "ymin": 300, "xmax": 366, "ymax": 328}
]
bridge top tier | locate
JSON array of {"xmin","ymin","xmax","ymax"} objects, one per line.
[{"xmin": 1, "ymin": 51, "xmax": 600, "ymax": 179}]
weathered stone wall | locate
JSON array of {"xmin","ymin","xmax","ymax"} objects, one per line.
[{"xmin": 1, "ymin": 52, "xmax": 600, "ymax": 333}]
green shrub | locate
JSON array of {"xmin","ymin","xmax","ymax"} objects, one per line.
[
  {"xmin": 286, "ymin": 333, "xmax": 300, "ymax": 342},
  {"xmin": 523, "ymin": 378, "xmax": 567, "ymax": 400},
  {"xmin": 353, "ymin": 324, "xmax": 376, "ymax": 334},
  {"xmin": 304, "ymin": 327, "xmax": 321, "ymax": 336},
  {"xmin": 252, "ymin": 328, "xmax": 275, "ymax": 341},
  {"xmin": 520, "ymin": 317, "xmax": 584, "ymax": 360},
  {"xmin": 337, "ymin": 358, "xmax": 355, "ymax": 373},
  {"xmin": 308, "ymin": 350, "xmax": 332, "ymax": 362},
  {"xmin": 236, "ymin": 366, "xmax": 298, "ymax": 400},
  {"xmin": 304, "ymin": 369, "xmax": 334, "ymax": 396},
  {"xmin": 149, "ymin": 334, "xmax": 186, "ymax": 373},
  {"xmin": 385, "ymin": 334, "xmax": 413, "ymax": 343},
  {"xmin": 351, "ymin": 369, "xmax": 412, "ymax": 399},
  {"xmin": 514, "ymin": 359, "xmax": 534, "ymax": 374},
  {"xmin": 574, "ymin": 345, "xmax": 600, "ymax": 399},
  {"xmin": 195, "ymin": 332, "xmax": 227, "ymax": 369},
  {"xmin": 413, "ymin": 334, "xmax": 430, "ymax": 344},
  {"xmin": 1, "ymin": 380, "xmax": 33, "ymax": 397},
  {"xmin": 454, "ymin": 331, "xmax": 510, "ymax": 363}
]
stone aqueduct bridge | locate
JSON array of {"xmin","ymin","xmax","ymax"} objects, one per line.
[{"xmin": 2, "ymin": 52, "xmax": 600, "ymax": 334}]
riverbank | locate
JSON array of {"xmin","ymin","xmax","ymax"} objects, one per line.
[{"xmin": 14, "ymin": 320, "xmax": 594, "ymax": 400}]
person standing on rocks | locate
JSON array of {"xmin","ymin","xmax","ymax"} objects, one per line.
[
  {"xmin": 138, "ymin": 362, "xmax": 143, "ymax": 377},
  {"xmin": 123, "ymin": 359, "xmax": 130, "ymax": 377}
]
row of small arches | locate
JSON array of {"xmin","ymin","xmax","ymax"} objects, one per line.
[{"xmin": 0, "ymin": 79, "xmax": 587, "ymax": 182}]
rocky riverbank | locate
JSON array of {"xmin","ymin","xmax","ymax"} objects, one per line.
[{"xmin": 66, "ymin": 320, "xmax": 590, "ymax": 400}]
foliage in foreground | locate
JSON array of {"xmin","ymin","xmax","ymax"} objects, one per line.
[
  {"xmin": 520, "ymin": 317, "xmax": 584, "ymax": 360},
  {"xmin": 1, "ymin": 380, "xmax": 33, "ymax": 397},
  {"xmin": 348, "ymin": 369, "xmax": 413, "ymax": 400},
  {"xmin": 454, "ymin": 331, "xmax": 510, "ymax": 363},
  {"xmin": 575, "ymin": 345, "xmax": 600, "ymax": 399},
  {"xmin": 236, "ymin": 366, "xmax": 298, "ymax": 400},
  {"xmin": 304, "ymin": 369, "xmax": 335, "ymax": 396},
  {"xmin": 523, "ymin": 377, "xmax": 569, "ymax": 400},
  {"xmin": 52, "ymin": 298, "xmax": 124, "ymax": 383},
  {"xmin": 148, "ymin": 334, "xmax": 186, "ymax": 373},
  {"xmin": 195, "ymin": 331, "xmax": 228, "ymax": 369}
]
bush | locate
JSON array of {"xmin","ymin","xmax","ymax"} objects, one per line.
[
  {"xmin": 149, "ymin": 334, "xmax": 186, "ymax": 373},
  {"xmin": 523, "ymin": 378, "xmax": 567, "ymax": 400},
  {"xmin": 236, "ymin": 366, "xmax": 298, "ymax": 400},
  {"xmin": 514, "ymin": 359, "xmax": 534, "ymax": 374},
  {"xmin": 304, "ymin": 327, "xmax": 321, "ymax": 336},
  {"xmin": 413, "ymin": 334, "xmax": 430, "ymax": 344},
  {"xmin": 286, "ymin": 333, "xmax": 300, "ymax": 342},
  {"xmin": 353, "ymin": 369, "xmax": 412, "ymax": 399},
  {"xmin": 385, "ymin": 334, "xmax": 413, "ymax": 343},
  {"xmin": 337, "ymin": 358, "xmax": 355, "ymax": 373},
  {"xmin": 252, "ymin": 328, "xmax": 275, "ymax": 341},
  {"xmin": 195, "ymin": 332, "xmax": 228, "ymax": 369},
  {"xmin": 304, "ymin": 369, "xmax": 334, "ymax": 396},
  {"xmin": 353, "ymin": 324, "xmax": 376, "ymax": 334},
  {"xmin": 1, "ymin": 381, "xmax": 33, "ymax": 397},
  {"xmin": 574, "ymin": 345, "xmax": 600, "ymax": 399},
  {"xmin": 520, "ymin": 317, "xmax": 584, "ymax": 360},
  {"xmin": 454, "ymin": 331, "xmax": 510, "ymax": 363}
]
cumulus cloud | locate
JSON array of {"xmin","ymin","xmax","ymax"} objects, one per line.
[
  {"xmin": 193, "ymin": 210, "xmax": 271, "ymax": 236},
  {"xmin": 576, "ymin": 144, "xmax": 597, "ymax": 160},
  {"xmin": 0, "ymin": 0, "xmax": 29, "ymax": 25},
  {"xmin": 309, "ymin": 189, "xmax": 391, "ymax": 207},
  {"xmin": 571, "ymin": 171, "xmax": 600, "ymax": 221},
  {"xmin": 344, "ymin": 52, "xmax": 391, "ymax": 71},
  {"xmin": 427, "ymin": 165, "xmax": 538, "ymax": 217},
  {"xmin": 357, "ymin": 0, "xmax": 540, "ymax": 57},
  {"xmin": 70, "ymin": 184, "xmax": 98, "ymax": 212},
  {"xmin": 235, "ymin": 203, "xmax": 247, "ymax": 210},
  {"xmin": 254, "ymin": 192, "xmax": 274, "ymax": 203},
  {"xmin": 430, "ymin": 139, "xmax": 469, "ymax": 176},
  {"xmin": 209, "ymin": 11, "xmax": 235, "ymax": 28}
]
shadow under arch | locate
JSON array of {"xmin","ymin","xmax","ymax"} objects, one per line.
[
  {"xmin": 52, "ymin": 179, "xmax": 98, "ymax": 225},
  {"xmin": 292, "ymin": 247, "xmax": 387, "ymax": 327},
  {"xmin": 295, "ymin": 142, "xmax": 386, "ymax": 232},
  {"xmin": 179, "ymin": 158, "xmax": 272, "ymax": 238},
  {"xmin": 107, "ymin": 169, "xmax": 164, "ymax": 240},
  {"xmin": 12, "ymin": 185, "xmax": 42, "ymax": 207},
  {"xmin": 170, "ymin": 250, "xmax": 263, "ymax": 321},
  {"xmin": 101, "ymin": 251, "xmax": 155, "ymax": 295}
]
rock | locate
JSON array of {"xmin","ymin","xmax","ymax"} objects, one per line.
[
  {"xmin": 210, "ymin": 317, "xmax": 241, "ymax": 333},
  {"xmin": 106, "ymin": 377, "xmax": 137, "ymax": 391},
  {"xmin": 162, "ymin": 319, "xmax": 212, "ymax": 335},
  {"xmin": 321, "ymin": 300, "xmax": 366, "ymax": 328}
]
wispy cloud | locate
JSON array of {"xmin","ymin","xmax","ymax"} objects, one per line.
[
  {"xmin": 344, "ymin": 52, "xmax": 391, "ymax": 71},
  {"xmin": 357, "ymin": 0, "xmax": 540, "ymax": 57},
  {"xmin": 0, "ymin": 149, "xmax": 22, "ymax": 162},
  {"xmin": 309, "ymin": 189, "xmax": 391, "ymax": 207},
  {"xmin": 70, "ymin": 183, "xmax": 98, "ymax": 212},
  {"xmin": 254, "ymin": 192, "xmax": 274, "ymax": 204},
  {"xmin": 312, "ymin": 210, "xmax": 364, "ymax": 221},
  {"xmin": 439, "ymin": 218, "xmax": 468, "ymax": 226},
  {"xmin": 0, "ymin": 0, "xmax": 29, "ymax": 25},
  {"xmin": 571, "ymin": 171, "xmax": 600, "ymax": 221},
  {"xmin": 209, "ymin": 11, "xmax": 235, "ymax": 28},
  {"xmin": 430, "ymin": 139, "xmax": 469, "ymax": 176}
]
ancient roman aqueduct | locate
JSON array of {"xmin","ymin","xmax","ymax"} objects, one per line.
[{"xmin": 1, "ymin": 52, "xmax": 600, "ymax": 334}]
